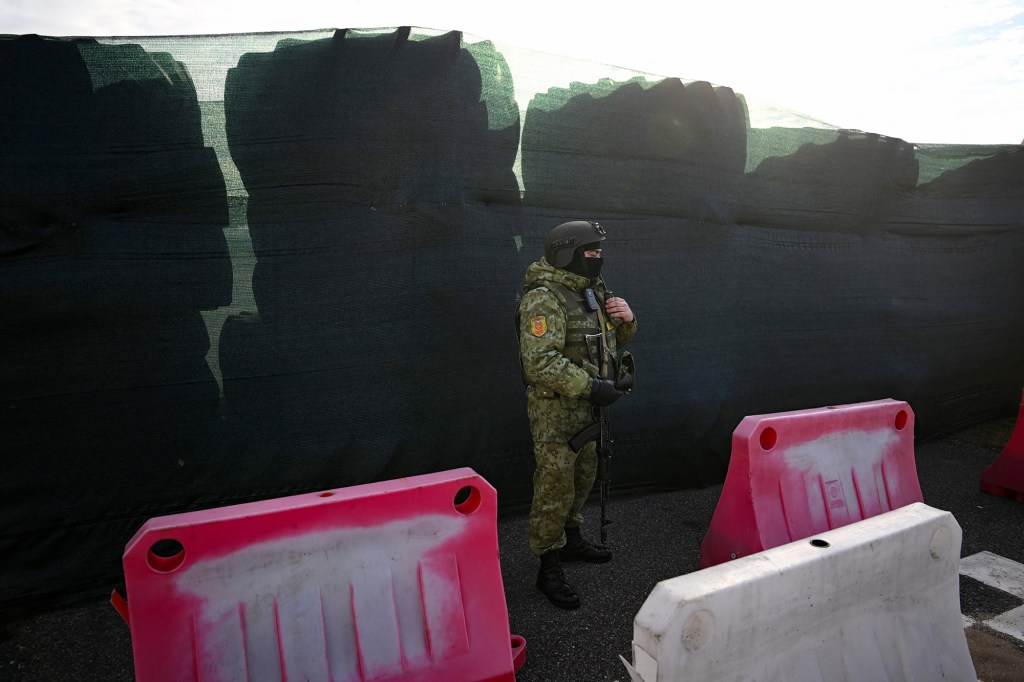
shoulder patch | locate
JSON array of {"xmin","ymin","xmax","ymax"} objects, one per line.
[{"xmin": 530, "ymin": 315, "xmax": 547, "ymax": 337}]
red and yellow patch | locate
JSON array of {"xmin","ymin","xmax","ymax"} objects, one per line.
[{"xmin": 530, "ymin": 315, "xmax": 547, "ymax": 337}]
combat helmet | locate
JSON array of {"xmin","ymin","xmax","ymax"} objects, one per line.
[{"xmin": 544, "ymin": 220, "xmax": 606, "ymax": 268}]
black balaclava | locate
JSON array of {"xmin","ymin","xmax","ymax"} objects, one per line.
[{"xmin": 565, "ymin": 242, "xmax": 603, "ymax": 280}]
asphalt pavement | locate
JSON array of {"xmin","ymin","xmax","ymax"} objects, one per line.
[{"xmin": 2, "ymin": 415, "xmax": 1023, "ymax": 681}]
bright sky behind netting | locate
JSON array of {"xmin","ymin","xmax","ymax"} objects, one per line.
[{"xmin": 4, "ymin": 0, "xmax": 1023, "ymax": 144}]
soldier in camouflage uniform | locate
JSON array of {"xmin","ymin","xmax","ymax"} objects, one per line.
[{"xmin": 517, "ymin": 220, "xmax": 637, "ymax": 609}]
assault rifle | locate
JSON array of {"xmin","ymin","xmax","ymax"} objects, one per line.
[{"xmin": 568, "ymin": 286, "xmax": 618, "ymax": 544}]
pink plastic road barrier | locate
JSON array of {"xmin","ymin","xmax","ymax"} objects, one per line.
[
  {"xmin": 114, "ymin": 468, "xmax": 526, "ymax": 682},
  {"xmin": 980, "ymin": 389, "xmax": 1024, "ymax": 502},
  {"xmin": 700, "ymin": 398, "xmax": 923, "ymax": 568}
]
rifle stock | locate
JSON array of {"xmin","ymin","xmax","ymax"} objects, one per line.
[{"xmin": 568, "ymin": 420, "xmax": 601, "ymax": 453}]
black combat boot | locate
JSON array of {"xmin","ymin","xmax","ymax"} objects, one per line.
[
  {"xmin": 560, "ymin": 525, "xmax": 612, "ymax": 563},
  {"xmin": 536, "ymin": 551, "xmax": 581, "ymax": 609}
]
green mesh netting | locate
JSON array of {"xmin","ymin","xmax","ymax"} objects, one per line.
[{"xmin": 2, "ymin": 28, "xmax": 1023, "ymax": 608}]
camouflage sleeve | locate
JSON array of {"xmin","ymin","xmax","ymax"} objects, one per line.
[
  {"xmin": 615, "ymin": 316, "xmax": 637, "ymax": 347},
  {"xmin": 518, "ymin": 288, "xmax": 593, "ymax": 398}
]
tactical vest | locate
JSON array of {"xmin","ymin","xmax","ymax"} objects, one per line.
[{"xmin": 520, "ymin": 281, "xmax": 615, "ymax": 379}]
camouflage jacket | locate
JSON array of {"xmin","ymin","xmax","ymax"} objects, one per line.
[{"xmin": 517, "ymin": 258, "xmax": 637, "ymax": 409}]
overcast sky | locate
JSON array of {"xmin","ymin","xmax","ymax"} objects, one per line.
[{"xmin": 4, "ymin": 0, "xmax": 1023, "ymax": 145}]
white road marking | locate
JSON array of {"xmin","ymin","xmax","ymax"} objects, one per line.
[
  {"xmin": 985, "ymin": 604, "xmax": 1024, "ymax": 642},
  {"xmin": 960, "ymin": 552, "xmax": 1024, "ymax": 642},
  {"xmin": 960, "ymin": 551, "xmax": 1024, "ymax": 599}
]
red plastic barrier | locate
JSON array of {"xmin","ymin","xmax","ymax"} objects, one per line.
[
  {"xmin": 700, "ymin": 399, "xmax": 923, "ymax": 568},
  {"xmin": 118, "ymin": 468, "xmax": 524, "ymax": 682},
  {"xmin": 980, "ymin": 389, "xmax": 1024, "ymax": 502}
]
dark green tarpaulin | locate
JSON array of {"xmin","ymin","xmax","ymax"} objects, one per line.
[{"xmin": 2, "ymin": 27, "xmax": 1023, "ymax": 610}]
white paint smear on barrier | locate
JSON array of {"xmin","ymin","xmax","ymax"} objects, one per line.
[
  {"xmin": 782, "ymin": 428, "xmax": 898, "ymax": 473},
  {"xmin": 173, "ymin": 513, "xmax": 466, "ymax": 680}
]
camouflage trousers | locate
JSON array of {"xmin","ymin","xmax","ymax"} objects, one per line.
[{"xmin": 528, "ymin": 439, "xmax": 598, "ymax": 555}]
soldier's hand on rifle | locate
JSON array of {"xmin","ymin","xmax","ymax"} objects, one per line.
[
  {"xmin": 614, "ymin": 372, "xmax": 633, "ymax": 393},
  {"xmin": 589, "ymin": 378, "xmax": 625, "ymax": 406},
  {"xmin": 606, "ymin": 296, "xmax": 634, "ymax": 323}
]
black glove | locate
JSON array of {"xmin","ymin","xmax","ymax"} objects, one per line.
[
  {"xmin": 589, "ymin": 378, "xmax": 625, "ymax": 407},
  {"xmin": 615, "ymin": 372, "xmax": 633, "ymax": 393}
]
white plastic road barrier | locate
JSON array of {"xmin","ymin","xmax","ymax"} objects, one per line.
[{"xmin": 623, "ymin": 503, "xmax": 976, "ymax": 682}]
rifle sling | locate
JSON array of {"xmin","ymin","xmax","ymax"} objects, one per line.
[{"xmin": 594, "ymin": 293, "xmax": 613, "ymax": 380}]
